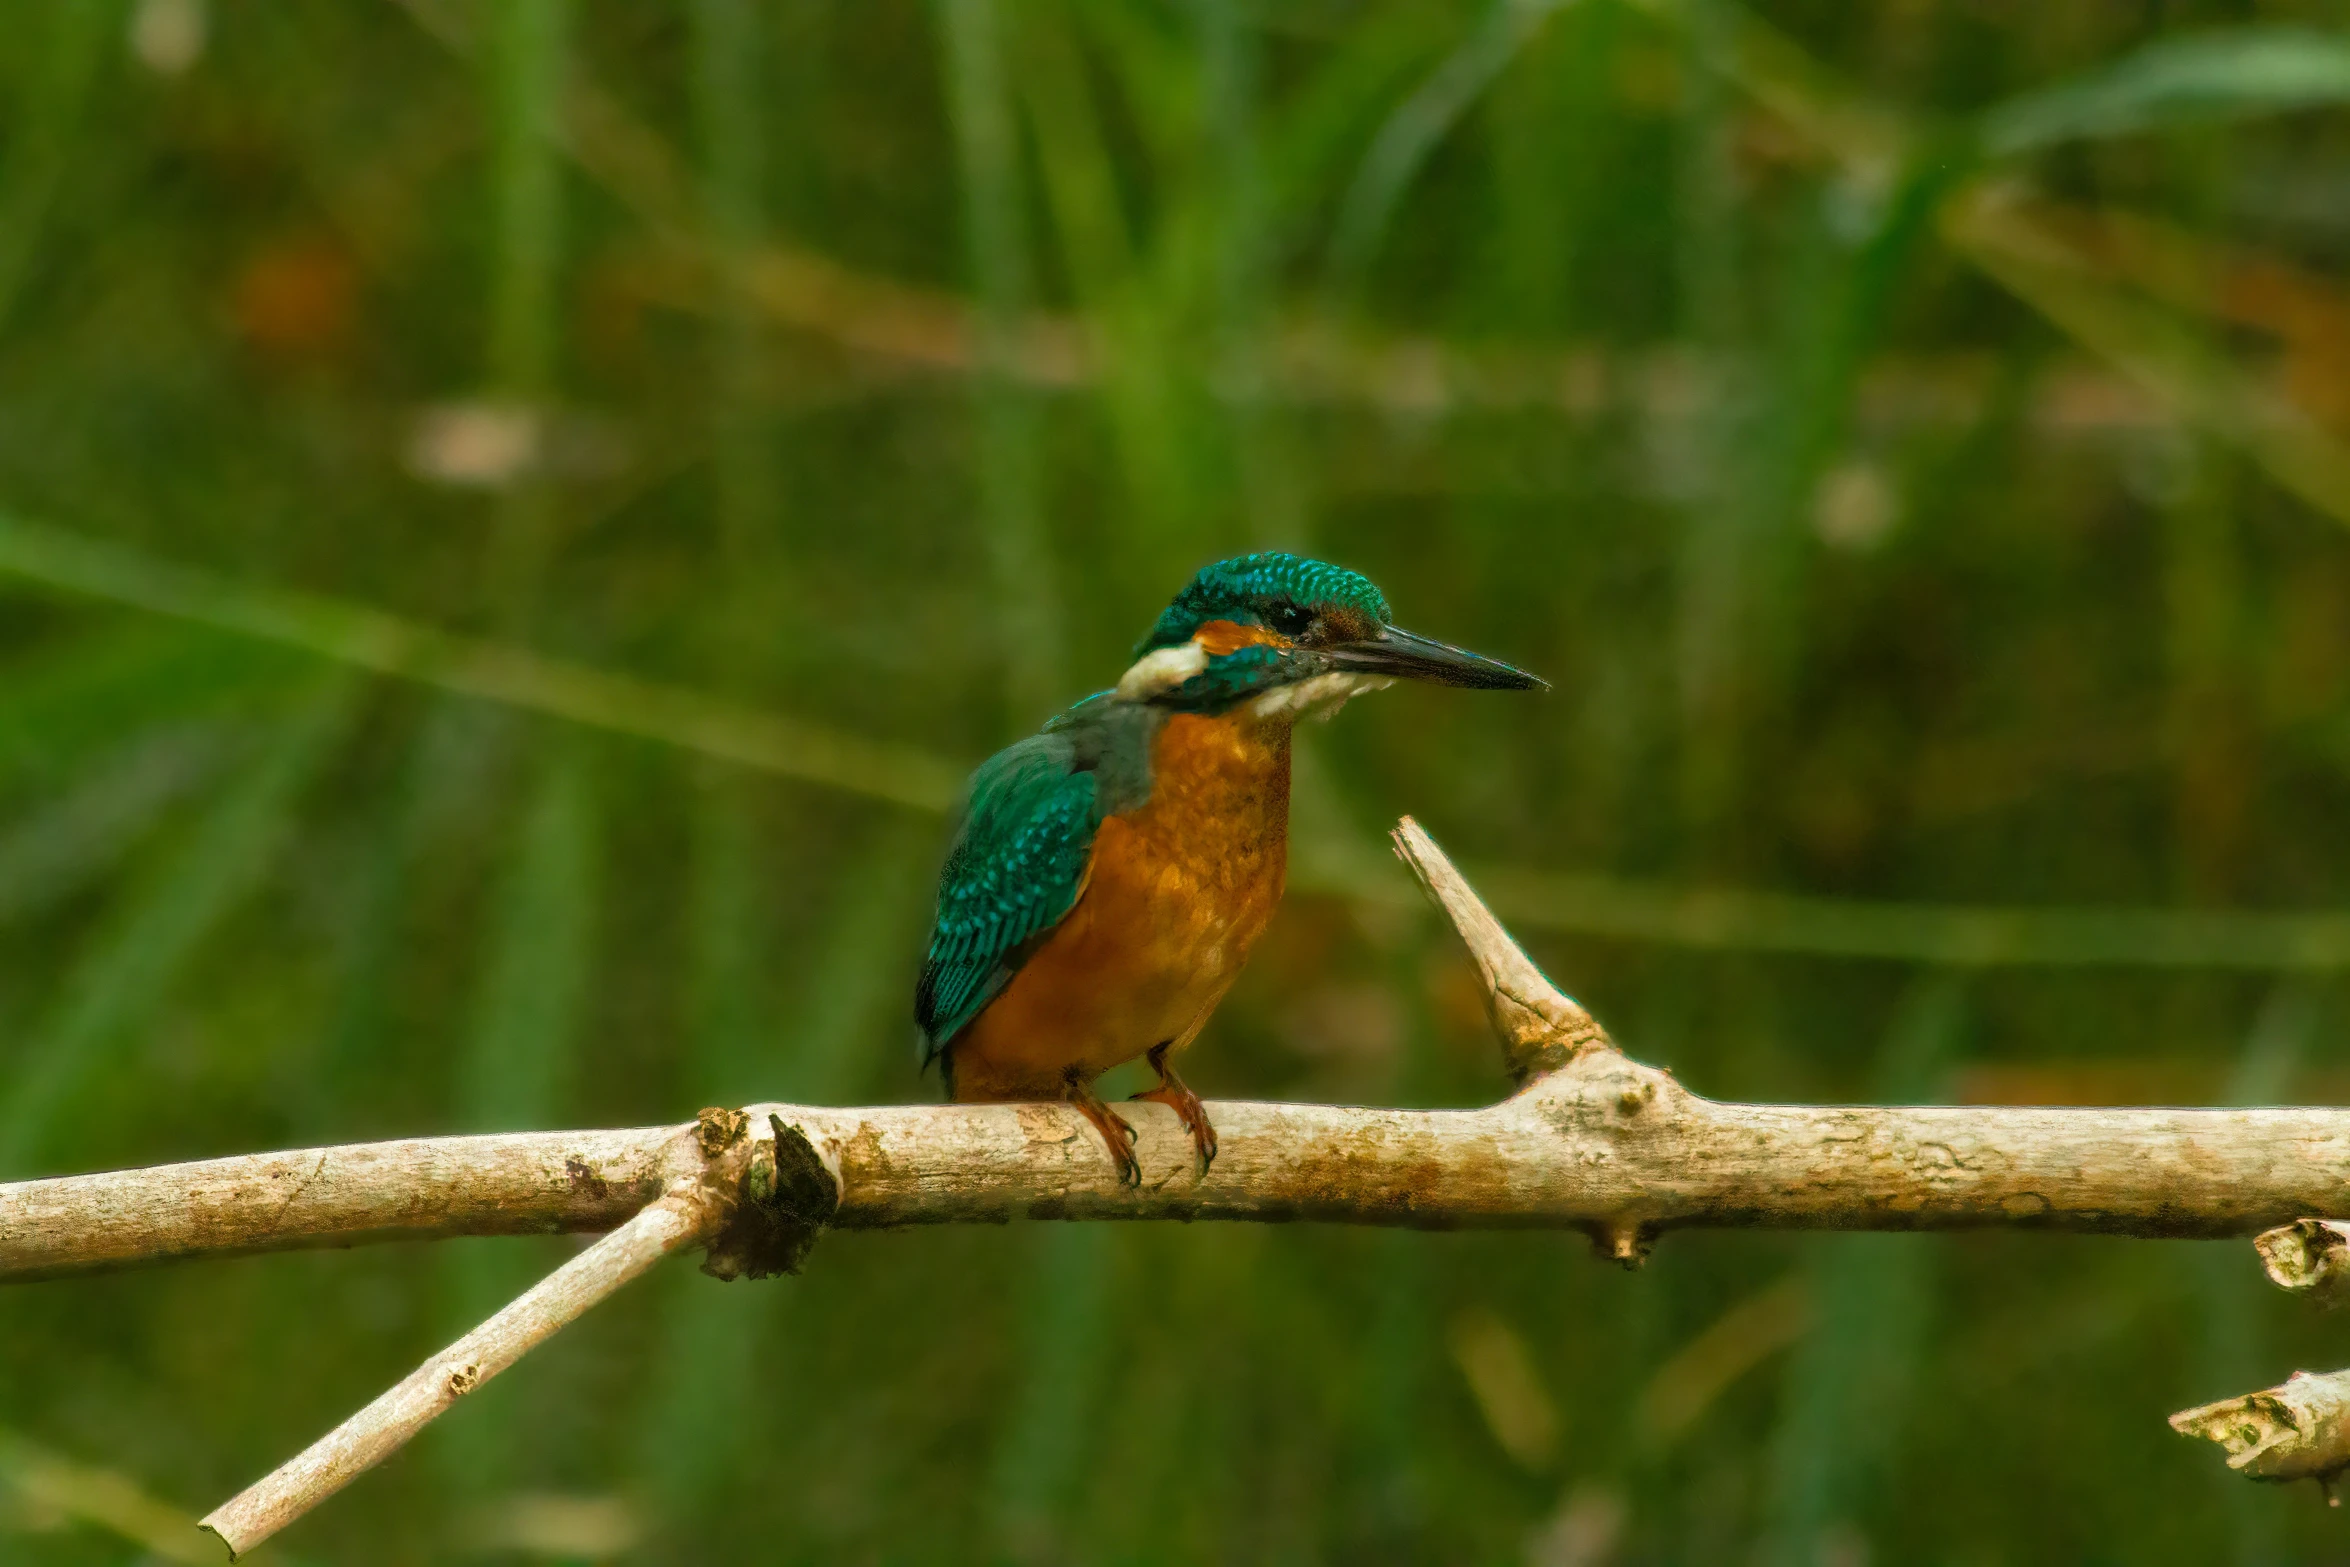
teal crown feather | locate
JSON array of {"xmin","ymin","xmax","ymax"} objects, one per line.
[{"xmin": 1137, "ymin": 551, "xmax": 1391, "ymax": 653}]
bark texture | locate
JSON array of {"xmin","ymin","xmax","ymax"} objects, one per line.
[
  {"xmin": 2171, "ymin": 1219, "xmax": 2350, "ymax": 1492},
  {"xmin": 2172, "ymin": 1370, "xmax": 2350, "ymax": 1486},
  {"xmin": 198, "ymin": 1188, "xmax": 708, "ymax": 1560},
  {"xmin": 2254, "ymin": 1217, "xmax": 2350, "ymax": 1302},
  {"xmin": 13, "ymin": 1078, "xmax": 2350, "ymax": 1286}
]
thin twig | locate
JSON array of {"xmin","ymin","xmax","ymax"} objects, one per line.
[
  {"xmin": 197, "ymin": 1184, "xmax": 711, "ymax": 1560},
  {"xmin": 187, "ymin": 1102, "xmax": 832, "ymax": 1561},
  {"xmin": 2172, "ymin": 1220, "xmax": 2350, "ymax": 1490},
  {"xmin": 2172, "ymin": 1371, "xmax": 2350, "ymax": 1490},
  {"xmin": 2255, "ymin": 1218, "xmax": 2350, "ymax": 1301},
  {"xmin": 1391, "ymin": 815, "xmax": 1615, "ymax": 1079}
]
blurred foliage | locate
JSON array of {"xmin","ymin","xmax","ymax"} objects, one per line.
[{"xmin": 6, "ymin": 1, "xmax": 2350, "ymax": 1562}]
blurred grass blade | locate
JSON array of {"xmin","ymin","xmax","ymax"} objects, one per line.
[
  {"xmin": 1675, "ymin": 143, "xmax": 1951, "ymax": 851},
  {"xmin": 0, "ymin": 681, "xmax": 354, "ymax": 1175},
  {"xmin": 676, "ymin": 785, "xmax": 935, "ymax": 1114},
  {"xmin": 453, "ymin": 743, "xmax": 600, "ymax": 1136},
  {"xmin": 1484, "ymin": 0, "xmax": 1622, "ymax": 337},
  {"xmin": 439, "ymin": 738, "xmax": 602, "ymax": 1498},
  {"xmin": 0, "ymin": 0, "xmax": 113, "ymax": 334},
  {"xmin": 1666, "ymin": 9, "xmax": 2350, "ymax": 542},
  {"xmin": 0, "ymin": 727, "xmax": 226, "ymax": 929},
  {"xmin": 0, "ymin": 621, "xmax": 306, "ymax": 777},
  {"xmin": 937, "ymin": 0, "xmax": 1064, "ymax": 723},
  {"xmin": 2191, "ymin": 981, "xmax": 2320, "ymax": 1563},
  {"xmin": 1198, "ymin": 0, "xmax": 1310, "ymax": 549},
  {"xmin": 632, "ymin": 778, "xmax": 766, "ymax": 1523},
  {"xmin": 692, "ymin": 0, "xmax": 775, "ymax": 626},
  {"xmin": 1763, "ymin": 978, "xmax": 1965, "ymax": 1566},
  {"xmin": 638, "ymin": 809, "xmax": 932, "ymax": 1521},
  {"xmin": 479, "ymin": 0, "xmax": 570, "ymax": 627},
  {"xmin": 991, "ymin": 1222, "xmax": 1116, "ymax": 1557},
  {"xmin": 485, "ymin": 0, "xmax": 568, "ymax": 400},
  {"xmin": 12, "ymin": 513, "xmax": 2344, "ymax": 973},
  {"xmin": 0, "ymin": 513, "xmax": 964, "ymax": 810},
  {"xmin": 1258, "ymin": 5, "xmax": 1452, "ymax": 243},
  {"xmin": 1011, "ymin": 1, "xmax": 1199, "ymax": 550},
  {"xmin": 0, "ymin": 1426, "xmax": 235, "ymax": 1566},
  {"xmin": 1327, "ymin": 0, "xmax": 1572, "ymax": 293},
  {"xmin": 1983, "ymin": 28, "xmax": 2350, "ymax": 157},
  {"xmin": 1011, "ymin": 7, "xmax": 1136, "ymax": 310},
  {"xmin": 944, "ymin": 4, "xmax": 1118, "ymax": 1503},
  {"xmin": 1947, "ymin": 190, "xmax": 2350, "ymax": 536},
  {"xmin": 1634, "ymin": 1273, "xmax": 1811, "ymax": 1452},
  {"xmin": 1428, "ymin": 856, "xmax": 2350, "ymax": 969},
  {"xmin": 768, "ymin": 821, "xmax": 935, "ymax": 1106},
  {"xmin": 311, "ymin": 700, "xmax": 517, "ymax": 1133},
  {"xmin": 1448, "ymin": 1306, "xmax": 1559, "ymax": 1470}
]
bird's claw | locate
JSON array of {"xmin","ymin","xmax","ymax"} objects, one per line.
[
  {"xmin": 1065, "ymin": 1072, "xmax": 1143, "ymax": 1187},
  {"xmin": 1131, "ymin": 1081, "xmax": 1218, "ymax": 1180},
  {"xmin": 1112, "ymin": 1112, "xmax": 1141, "ymax": 1187}
]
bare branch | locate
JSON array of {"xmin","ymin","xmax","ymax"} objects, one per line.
[
  {"xmin": 16, "ymin": 1089, "xmax": 2350, "ymax": 1286},
  {"xmin": 192, "ymin": 1108, "xmax": 827, "ymax": 1561},
  {"xmin": 2172, "ymin": 1371, "xmax": 2350, "ymax": 1490},
  {"xmin": 2172, "ymin": 1221, "xmax": 2350, "ymax": 1490},
  {"xmin": 198, "ymin": 1185, "xmax": 709, "ymax": 1560},
  {"xmin": 7, "ymin": 824, "xmax": 2350, "ymax": 1537},
  {"xmin": 2255, "ymin": 1218, "xmax": 2350, "ymax": 1302},
  {"xmin": 0, "ymin": 1126, "xmax": 686, "ymax": 1282},
  {"xmin": 1390, "ymin": 815, "xmax": 1614, "ymax": 1081}
]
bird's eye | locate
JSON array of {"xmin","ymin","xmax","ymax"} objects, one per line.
[{"xmin": 1268, "ymin": 601, "xmax": 1314, "ymax": 638}]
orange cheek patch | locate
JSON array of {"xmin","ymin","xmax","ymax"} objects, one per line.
[{"xmin": 1193, "ymin": 619, "xmax": 1290, "ymax": 656}]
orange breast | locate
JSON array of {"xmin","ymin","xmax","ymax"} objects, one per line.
[{"xmin": 946, "ymin": 712, "xmax": 1291, "ymax": 1101}]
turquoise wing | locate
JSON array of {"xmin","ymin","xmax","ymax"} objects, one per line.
[{"xmin": 915, "ymin": 732, "xmax": 1100, "ymax": 1062}]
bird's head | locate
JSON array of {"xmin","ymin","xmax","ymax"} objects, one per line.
[{"xmin": 1114, "ymin": 551, "xmax": 1543, "ymax": 719}]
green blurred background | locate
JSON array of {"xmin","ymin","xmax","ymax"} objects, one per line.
[{"xmin": 6, "ymin": 0, "xmax": 2350, "ymax": 1561}]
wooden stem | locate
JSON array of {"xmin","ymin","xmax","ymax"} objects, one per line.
[
  {"xmin": 2171, "ymin": 1219, "xmax": 2350, "ymax": 1493},
  {"xmin": 197, "ymin": 1186, "xmax": 710, "ymax": 1560},
  {"xmin": 11, "ymin": 822, "xmax": 2350, "ymax": 1289},
  {"xmin": 17, "ymin": 1088, "xmax": 2350, "ymax": 1287},
  {"xmin": 3, "ymin": 819, "xmax": 2346, "ymax": 1536}
]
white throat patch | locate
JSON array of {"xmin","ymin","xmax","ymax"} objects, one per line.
[
  {"xmin": 1252, "ymin": 670, "xmax": 1393, "ymax": 722},
  {"xmin": 1115, "ymin": 641, "xmax": 1209, "ymax": 701}
]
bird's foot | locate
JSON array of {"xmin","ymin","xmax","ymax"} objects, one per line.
[
  {"xmin": 1064, "ymin": 1072, "xmax": 1141, "ymax": 1188},
  {"xmin": 1131, "ymin": 1045, "xmax": 1217, "ymax": 1177}
]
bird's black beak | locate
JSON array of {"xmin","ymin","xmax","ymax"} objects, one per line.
[{"xmin": 1323, "ymin": 626, "xmax": 1546, "ymax": 691}]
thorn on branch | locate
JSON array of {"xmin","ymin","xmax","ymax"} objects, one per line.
[
  {"xmin": 1595, "ymin": 1222, "xmax": 1653, "ymax": 1271},
  {"xmin": 1388, "ymin": 816, "xmax": 1615, "ymax": 1084}
]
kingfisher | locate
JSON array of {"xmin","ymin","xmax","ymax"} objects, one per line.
[{"xmin": 915, "ymin": 552, "xmax": 1542, "ymax": 1185}]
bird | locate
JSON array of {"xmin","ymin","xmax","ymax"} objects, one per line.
[{"xmin": 914, "ymin": 551, "xmax": 1543, "ymax": 1186}]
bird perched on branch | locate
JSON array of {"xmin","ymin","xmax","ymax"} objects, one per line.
[{"xmin": 915, "ymin": 552, "xmax": 1543, "ymax": 1185}]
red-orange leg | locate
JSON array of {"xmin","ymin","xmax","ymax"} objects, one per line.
[
  {"xmin": 1130, "ymin": 1041, "xmax": 1217, "ymax": 1176},
  {"xmin": 1063, "ymin": 1067, "xmax": 1140, "ymax": 1188}
]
